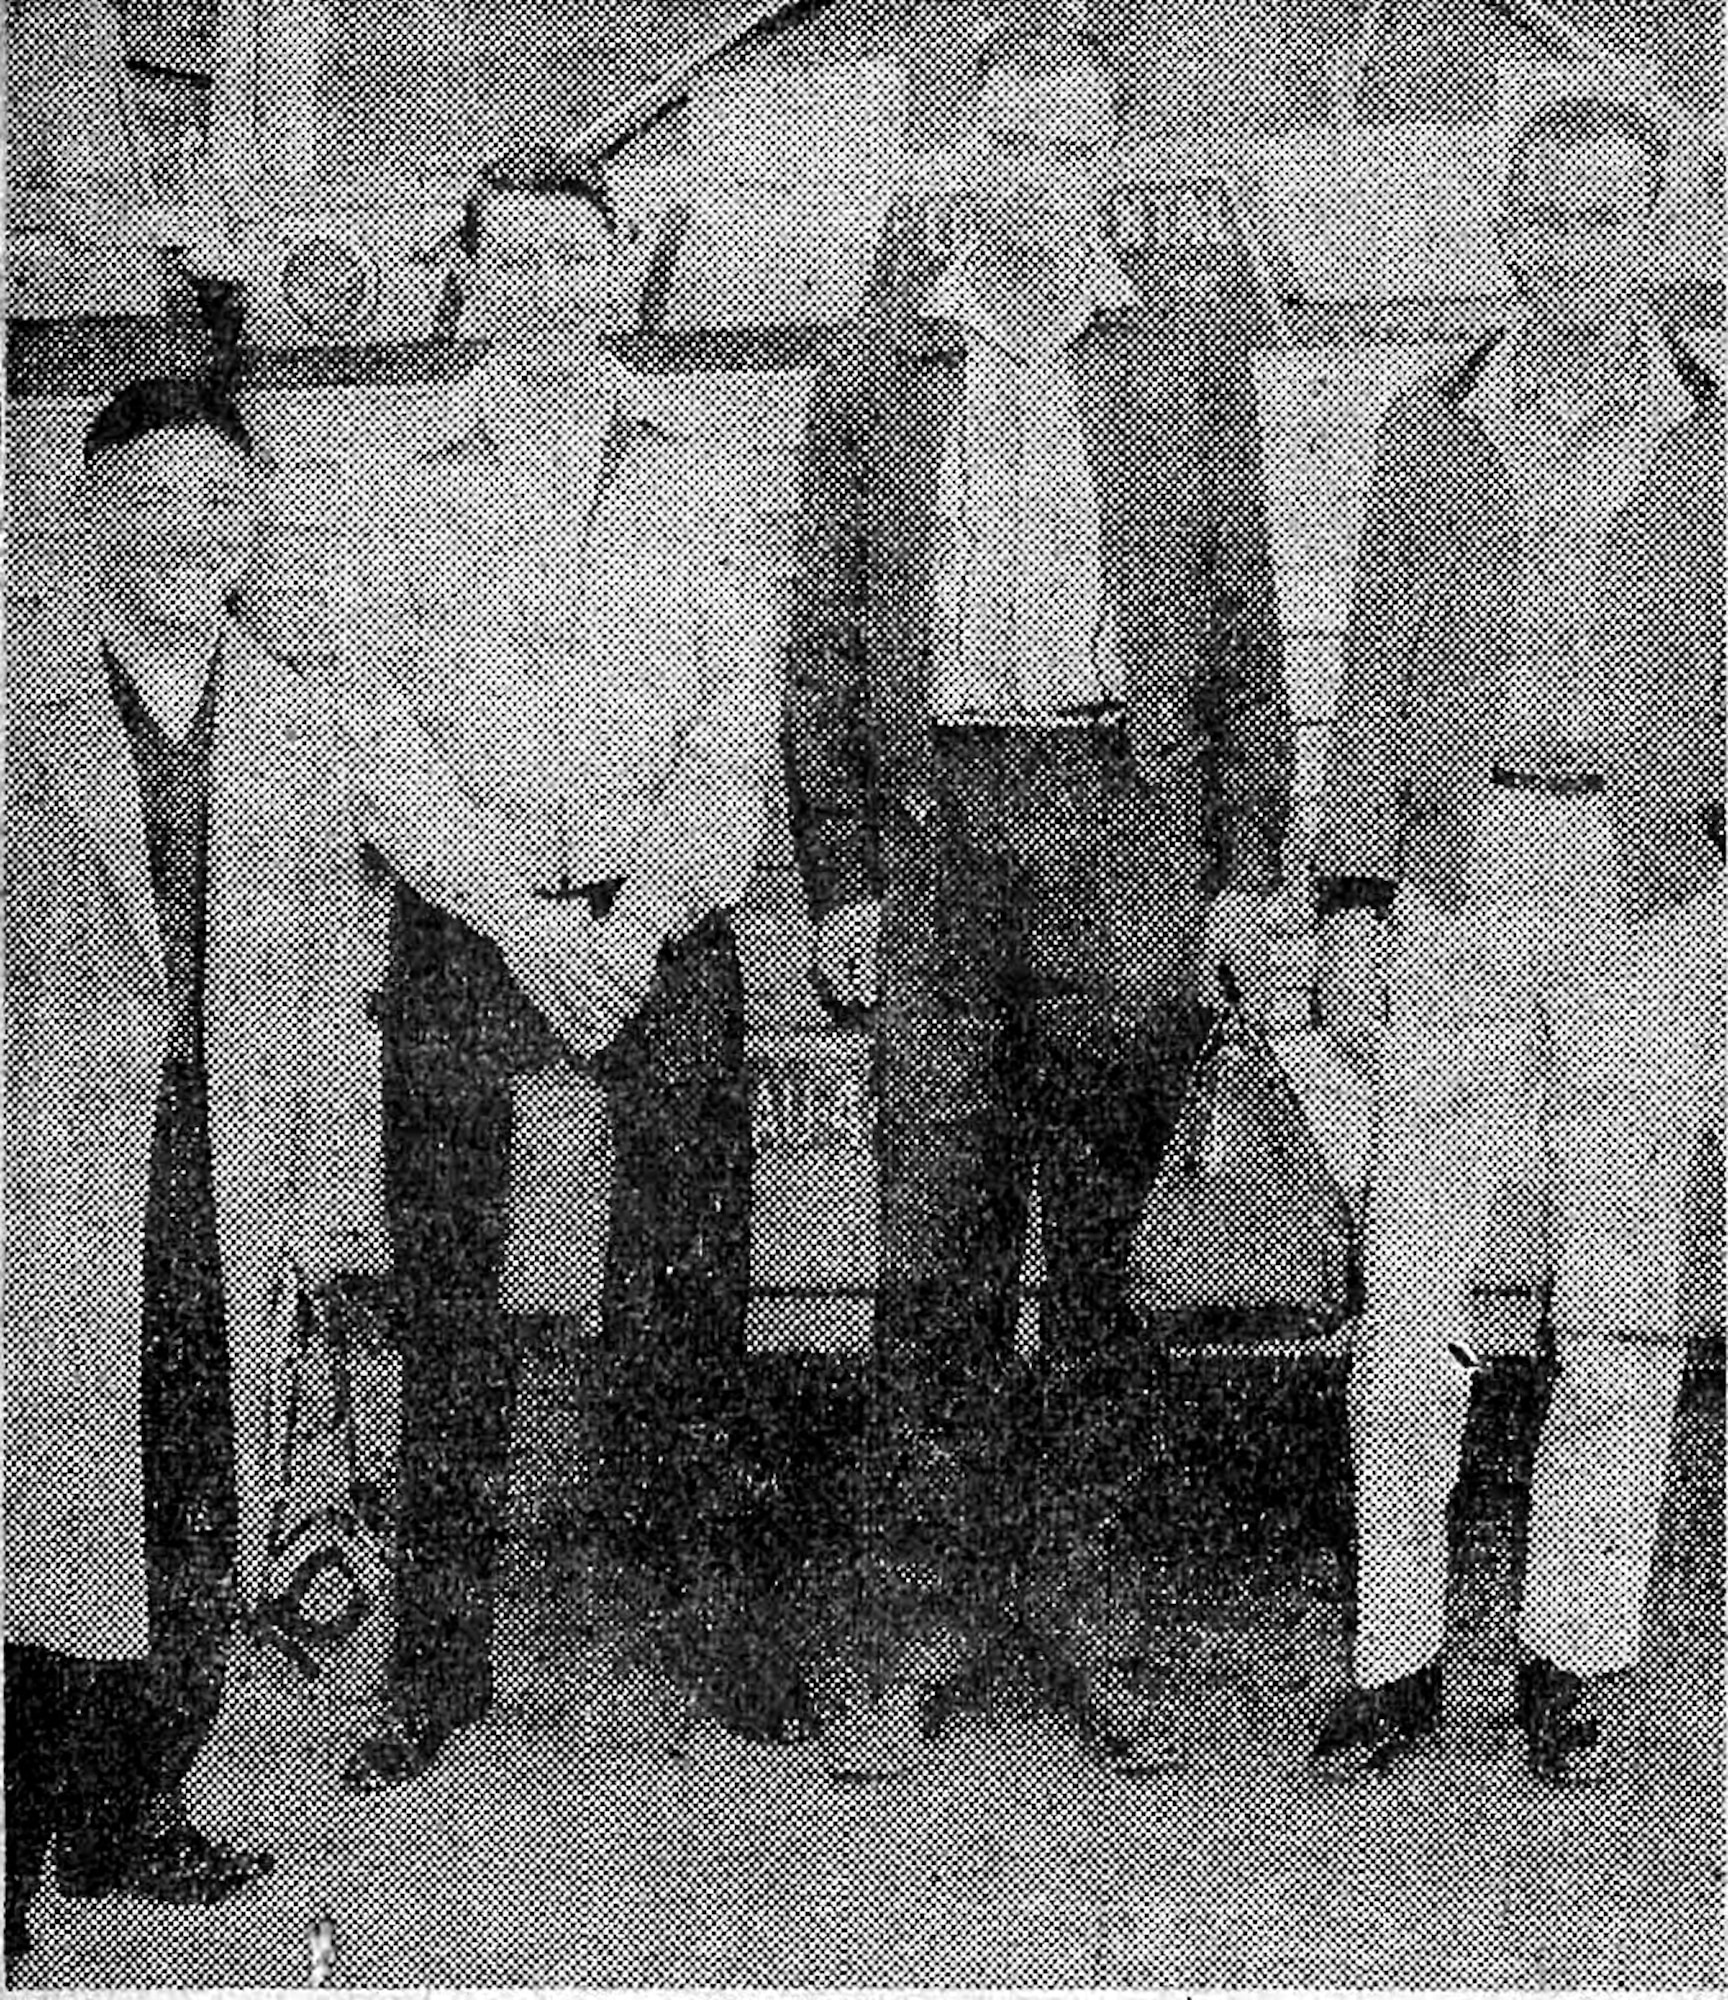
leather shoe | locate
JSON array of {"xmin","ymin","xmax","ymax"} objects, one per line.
[
  {"xmin": 339, "ymin": 1705, "xmax": 456, "ymax": 1794},
  {"xmin": 822, "ymin": 1672, "xmax": 972, "ymax": 1783},
  {"xmin": 1072, "ymin": 1661, "xmax": 1183, "ymax": 1776},
  {"xmin": 59, "ymin": 1820, "xmax": 273, "ymax": 1907},
  {"xmin": 1519, "ymin": 1657, "xmax": 1614, "ymax": 1787},
  {"xmin": 1310, "ymin": 1660, "xmax": 1441, "ymax": 1779}
]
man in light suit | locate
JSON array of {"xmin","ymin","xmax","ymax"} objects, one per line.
[
  {"xmin": 1311, "ymin": 95, "xmax": 1722, "ymax": 1785},
  {"xmin": 785, "ymin": 20, "xmax": 1293, "ymax": 1778},
  {"xmin": 332, "ymin": 152, "xmax": 784, "ymax": 1790},
  {"xmin": 4, "ymin": 378, "xmax": 381, "ymax": 1960}
]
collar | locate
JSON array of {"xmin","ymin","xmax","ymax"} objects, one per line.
[
  {"xmin": 17, "ymin": 600, "xmax": 247, "ymax": 712},
  {"xmin": 922, "ymin": 238, "xmax": 1139, "ymax": 361},
  {"xmin": 420, "ymin": 345, "xmax": 677, "ymax": 465},
  {"xmin": 1458, "ymin": 307, "xmax": 1699, "ymax": 437}
]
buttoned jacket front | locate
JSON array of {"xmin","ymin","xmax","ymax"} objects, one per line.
[{"xmin": 338, "ymin": 363, "xmax": 774, "ymax": 950}]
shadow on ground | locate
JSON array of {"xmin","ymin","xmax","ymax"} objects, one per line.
[{"xmin": 15, "ymin": 1355, "xmax": 1723, "ymax": 1989}]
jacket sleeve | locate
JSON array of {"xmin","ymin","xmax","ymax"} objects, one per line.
[
  {"xmin": 1195, "ymin": 311, "xmax": 1294, "ymax": 899},
  {"xmin": 324, "ymin": 498, "xmax": 543, "ymax": 940},
  {"xmin": 782, "ymin": 327, "xmax": 881, "ymax": 924},
  {"xmin": 289, "ymin": 670, "xmax": 391, "ymax": 1280},
  {"xmin": 1310, "ymin": 411, "xmax": 1417, "ymax": 906}
]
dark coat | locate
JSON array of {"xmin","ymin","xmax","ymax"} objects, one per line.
[
  {"xmin": 782, "ymin": 278, "xmax": 1294, "ymax": 923},
  {"xmin": 1313, "ymin": 325, "xmax": 1725, "ymax": 919}
]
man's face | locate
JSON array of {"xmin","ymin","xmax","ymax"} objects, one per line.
[
  {"xmin": 471, "ymin": 190, "xmax": 615, "ymax": 351},
  {"xmin": 1497, "ymin": 128, "xmax": 1659, "ymax": 336},
  {"xmin": 967, "ymin": 64, "xmax": 1115, "ymax": 269},
  {"xmin": 85, "ymin": 426, "xmax": 259, "ymax": 636}
]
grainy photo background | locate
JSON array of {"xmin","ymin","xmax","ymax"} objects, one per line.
[{"xmin": 5, "ymin": 0, "xmax": 1724, "ymax": 1986}]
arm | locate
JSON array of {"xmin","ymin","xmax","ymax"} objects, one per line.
[
  {"xmin": 782, "ymin": 328, "xmax": 881, "ymax": 926},
  {"xmin": 321, "ymin": 500, "xmax": 619, "ymax": 1054},
  {"xmin": 1195, "ymin": 311, "xmax": 1295, "ymax": 901},
  {"xmin": 599, "ymin": 561, "xmax": 777, "ymax": 982}
]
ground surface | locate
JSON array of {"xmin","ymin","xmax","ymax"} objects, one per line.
[{"xmin": 13, "ymin": 1357, "xmax": 1723, "ymax": 1990}]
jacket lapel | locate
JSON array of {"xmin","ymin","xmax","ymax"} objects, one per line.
[
  {"xmin": 868, "ymin": 318, "xmax": 965, "ymax": 785},
  {"xmin": 22, "ymin": 607, "xmax": 167, "ymax": 992}
]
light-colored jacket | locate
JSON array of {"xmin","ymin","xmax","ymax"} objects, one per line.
[{"xmin": 4, "ymin": 603, "xmax": 385, "ymax": 1660}]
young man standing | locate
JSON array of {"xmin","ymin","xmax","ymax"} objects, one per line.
[
  {"xmin": 785, "ymin": 23, "xmax": 1293, "ymax": 1778},
  {"xmin": 1311, "ymin": 97, "xmax": 1723, "ymax": 1785},
  {"xmin": 334, "ymin": 155, "xmax": 781, "ymax": 1789}
]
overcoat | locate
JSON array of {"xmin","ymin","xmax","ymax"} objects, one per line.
[{"xmin": 4, "ymin": 601, "xmax": 385, "ymax": 1660}]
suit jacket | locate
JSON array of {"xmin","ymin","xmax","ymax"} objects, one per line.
[
  {"xmin": 4, "ymin": 603, "xmax": 385, "ymax": 1659},
  {"xmin": 1313, "ymin": 325, "xmax": 1725, "ymax": 920},
  {"xmin": 782, "ymin": 278, "xmax": 1294, "ymax": 923}
]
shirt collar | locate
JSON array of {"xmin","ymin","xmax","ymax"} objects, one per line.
[
  {"xmin": 1468, "ymin": 306, "xmax": 1690, "ymax": 440},
  {"xmin": 924, "ymin": 238, "xmax": 1139, "ymax": 361},
  {"xmin": 422, "ymin": 345, "xmax": 661, "ymax": 465}
]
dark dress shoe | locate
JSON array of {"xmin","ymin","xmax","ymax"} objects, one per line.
[
  {"xmin": 821, "ymin": 1667, "xmax": 978, "ymax": 1783},
  {"xmin": 1310, "ymin": 1660, "xmax": 1442, "ymax": 1779},
  {"xmin": 339, "ymin": 1706, "xmax": 455, "ymax": 1794},
  {"xmin": 6, "ymin": 1896, "xmax": 32, "ymax": 1962},
  {"xmin": 59, "ymin": 1822, "xmax": 274, "ymax": 1907},
  {"xmin": 1072, "ymin": 1661, "xmax": 1183, "ymax": 1776},
  {"xmin": 1519, "ymin": 1658, "xmax": 1614, "ymax": 1787}
]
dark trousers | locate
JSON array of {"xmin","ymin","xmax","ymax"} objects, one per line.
[
  {"xmin": 863, "ymin": 723, "xmax": 1209, "ymax": 1676},
  {"xmin": 381, "ymin": 882, "xmax": 751, "ymax": 1728},
  {"xmin": 6, "ymin": 1058, "xmax": 237, "ymax": 1911}
]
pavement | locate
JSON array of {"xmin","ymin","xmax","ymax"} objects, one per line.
[{"xmin": 10, "ymin": 1358, "xmax": 1723, "ymax": 1990}]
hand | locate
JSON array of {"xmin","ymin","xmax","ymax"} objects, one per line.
[
  {"xmin": 587, "ymin": 909, "xmax": 665, "ymax": 1026},
  {"xmin": 1314, "ymin": 905, "xmax": 1389, "ymax": 1077},
  {"xmin": 1200, "ymin": 889, "xmax": 1274, "ymax": 1017},
  {"xmin": 491, "ymin": 899, "xmax": 622, "ymax": 1059},
  {"xmin": 812, "ymin": 899, "xmax": 882, "ymax": 1015}
]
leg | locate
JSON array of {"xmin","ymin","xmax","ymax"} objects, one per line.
[
  {"xmin": 57, "ymin": 1059, "xmax": 264, "ymax": 1904},
  {"xmin": 1026, "ymin": 1014, "xmax": 1197, "ymax": 1672},
  {"xmin": 591, "ymin": 917, "xmax": 758, "ymax": 1705},
  {"xmin": 1522, "ymin": 877, "xmax": 1714, "ymax": 1681},
  {"xmin": 1343, "ymin": 894, "xmax": 1544, "ymax": 1694},
  {"xmin": 5, "ymin": 1645, "xmax": 68, "ymax": 1954},
  {"xmin": 827, "ymin": 759, "xmax": 1029, "ymax": 1770},
  {"xmin": 1521, "ymin": 1338, "xmax": 1688, "ymax": 1678},
  {"xmin": 378, "ymin": 889, "xmax": 538, "ymax": 1738},
  {"xmin": 1016, "ymin": 735, "xmax": 1204, "ymax": 1738}
]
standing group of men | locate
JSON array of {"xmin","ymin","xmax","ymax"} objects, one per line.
[{"xmin": 5, "ymin": 16, "xmax": 1721, "ymax": 1964}]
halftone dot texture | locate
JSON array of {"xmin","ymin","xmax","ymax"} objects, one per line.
[{"xmin": 6, "ymin": 0, "xmax": 1724, "ymax": 1987}]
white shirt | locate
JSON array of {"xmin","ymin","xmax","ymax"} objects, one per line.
[
  {"xmin": 925, "ymin": 244, "xmax": 1140, "ymax": 722},
  {"xmin": 335, "ymin": 352, "xmax": 773, "ymax": 945}
]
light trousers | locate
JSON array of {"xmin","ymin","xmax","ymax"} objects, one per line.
[{"xmin": 1351, "ymin": 790, "xmax": 1719, "ymax": 1685}]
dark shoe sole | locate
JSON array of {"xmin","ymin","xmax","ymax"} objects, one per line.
[
  {"xmin": 339, "ymin": 1724, "xmax": 454, "ymax": 1795},
  {"xmin": 61, "ymin": 1845, "xmax": 275, "ymax": 1907},
  {"xmin": 124, "ymin": 1850, "xmax": 275, "ymax": 1908},
  {"xmin": 1310, "ymin": 1726, "xmax": 1440, "ymax": 1782}
]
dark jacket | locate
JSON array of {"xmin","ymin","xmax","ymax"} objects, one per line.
[
  {"xmin": 782, "ymin": 277, "xmax": 1294, "ymax": 922},
  {"xmin": 1313, "ymin": 325, "xmax": 1724, "ymax": 920}
]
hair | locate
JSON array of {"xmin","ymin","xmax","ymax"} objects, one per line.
[
  {"xmin": 973, "ymin": 15, "xmax": 1111, "ymax": 88},
  {"xmin": 82, "ymin": 375, "xmax": 254, "ymax": 465},
  {"xmin": 1504, "ymin": 94, "xmax": 1670, "ymax": 209},
  {"xmin": 458, "ymin": 145, "xmax": 618, "ymax": 260}
]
